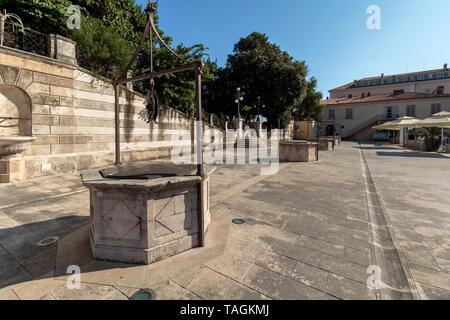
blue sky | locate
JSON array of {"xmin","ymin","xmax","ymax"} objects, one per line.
[{"xmin": 136, "ymin": 0, "xmax": 450, "ymax": 98}]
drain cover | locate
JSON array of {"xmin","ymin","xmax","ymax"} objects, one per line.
[
  {"xmin": 130, "ymin": 289, "xmax": 155, "ymax": 300},
  {"xmin": 232, "ymin": 219, "xmax": 245, "ymax": 225},
  {"xmin": 36, "ymin": 236, "xmax": 59, "ymax": 247}
]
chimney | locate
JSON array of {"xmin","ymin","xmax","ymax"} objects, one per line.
[
  {"xmin": 381, "ymin": 73, "xmax": 384, "ymax": 77},
  {"xmin": 444, "ymin": 63, "xmax": 448, "ymax": 70}
]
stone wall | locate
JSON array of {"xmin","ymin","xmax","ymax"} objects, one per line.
[
  {"xmin": 277, "ymin": 120, "xmax": 295, "ymax": 140},
  {"xmin": 0, "ymin": 45, "xmax": 213, "ymax": 183},
  {"xmin": 293, "ymin": 121, "xmax": 316, "ymax": 140}
]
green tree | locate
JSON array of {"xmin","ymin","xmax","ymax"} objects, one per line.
[
  {"xmin": 205, "ymin": 32, "xmax": 307, "ymax": 127},
  {"xmin": 1, "ymin": 0, "xmax": 147, "ymax": 41},
  {"xmin": 70, "ymin": 0, "xmax": 147, "ymax": 43},
  {"xmin": 295, "ymin": 77, "xmax": 324, "ymax": 121},
  {"xmin": 2, "ymin": 0, "xmax": 72, "ymax": 35},
  {"xmin": 2, "ymin": 0, "xmax": 215, "ymax": 115},
  {"xmin": 71, "ymin": 18, "xmax": 136, "ymax": 79}
]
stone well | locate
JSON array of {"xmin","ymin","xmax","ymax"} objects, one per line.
[
  {"xmin": 279, "ymin": 140, "xmax": 318, "ymax": 162},
  {"xmin": 327, "ymin": 136, "xmax": 341, "ymax": 145},
  {"xmin": 81, "ymin": 162, "xmax": 214, "ymax": 265},
  {"xmin": 307, "ymin": 138, "xmax": 335, "ymax": 151}
]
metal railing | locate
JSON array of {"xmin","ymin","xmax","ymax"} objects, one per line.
[
  {"xmin": 346, "ymin": 115, "xmax": 384, "ymax": 137},
  {"xmin": 346, "ymin": 114, "xmax": 400, "ymax": 137},
  {"xmin": 212, "ymin": 115, "xmax": 226, "ymax": 131},
  {"xmin": 202, "ymin": 111, "xmax": 226, "ymax": 131},
  {"xmin": 1, "ymin": 20, "xmax": 50, "ymax": 56}
]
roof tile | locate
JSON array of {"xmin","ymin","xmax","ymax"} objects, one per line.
[{"xmin": 321, "ymin": 92, "xmax": 450, "ymax": 105}]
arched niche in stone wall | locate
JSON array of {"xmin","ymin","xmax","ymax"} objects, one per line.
[{"xmin": 0, "ymin": 84, "xmax": 32, "ymax": 137}]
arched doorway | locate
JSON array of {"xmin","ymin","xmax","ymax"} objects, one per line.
[{"xmin": 0, "ymin": 84, "xmax": 32, "ymax": 136}]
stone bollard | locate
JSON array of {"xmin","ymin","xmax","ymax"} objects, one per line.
[
  {"xmin": 232, "ymin": 118, "xmax": 244, "ymax": 139},
  {"xmin": 255, "ymin": 121, "xmax": 262, "ymax": 137}
]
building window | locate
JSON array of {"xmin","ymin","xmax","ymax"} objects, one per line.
[
  {"xmin": 346, "ymin": 108, "xmax": 353, "ymax": 119},
  {"xmin": 431, "ymin": 103, "xmax": 442, "ymax": 114},
  {"xmin": 367, "ymin": 92, "xmax": 371, "ymax": 97},
  {"xmin": 386, "ymin": 106, "xmax": 393, "ymax": 119},
  {"xmin": 328, "ymin": 109, "xmax": 336, "ymax": 120},
  {"xmin": 385, "ymin": 106, "xmax": 398, "ymax": 120},
  {"xmin": 406, "ymin": 105, "xmax": 416, "ymax": 117}
]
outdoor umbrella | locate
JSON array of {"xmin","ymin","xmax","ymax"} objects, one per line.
[
  {"xmin": 373, "ymin": 116, "xmax": 420, "ymax": 130},
  {"xmin": 415, "ymin": 111, "xmax": 450, "ymax": 150},
  {"xmin": 373, "ymin": 116, "xmax": 420, "ymax": 145}
]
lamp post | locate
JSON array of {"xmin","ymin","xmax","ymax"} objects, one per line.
[
  {"xmin": 254, "ymin": 96, "xmax": 265, "ymax": 122},
  {"xmin": 235, "ymin": 87, "xmax": 244, "ymax": 119}
]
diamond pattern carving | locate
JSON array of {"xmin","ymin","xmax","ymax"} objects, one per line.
[
  {"xmin": 153, "ymin": 190, "xmax": 194, "ymax": 238},
  {"xmin": 102, "ymin": 200, "xmax": 141, "ymax": 240}
]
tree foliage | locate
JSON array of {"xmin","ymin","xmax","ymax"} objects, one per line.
[
  {"xmin": 295, "ymin": 77, "xmax": 324, "ymax": 121},
  {"xmin": 2, "ymin": 0, "xmax": 72, "ymax": 35},
  {"xmin": 1, "ymin": 0, "xmax": 214, "ymax": 114},
  {"xmin": 205, "ymin": 32, "xmax": 308, "ymax": 127},
  {"xmin": 71, "ymin": 18, "xmax": 136, "ymax": 79},
  {"xmin": 2, "ymin": 3, "xmax": 322, "ymax": 120}
]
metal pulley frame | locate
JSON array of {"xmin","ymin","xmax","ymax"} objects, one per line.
[{"xmin": 112, "ymin": 0, "xmax": 206, "ymax": 246}]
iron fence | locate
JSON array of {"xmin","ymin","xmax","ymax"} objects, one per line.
[
  {"xmin": 1, "ymin": 20, "xmax": 50, "ymax": 56},
  {"xmin": 202, "ymin": 111, "xmax": 226, "ymax": 131},
  {"xmin": 212, "ymin": 115, "xmax": 226, "ymax": 131}
]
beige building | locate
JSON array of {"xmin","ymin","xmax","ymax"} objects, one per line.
[{"xmin": 320, "ymin": 64, "xmax": 450, "ymax": 139}]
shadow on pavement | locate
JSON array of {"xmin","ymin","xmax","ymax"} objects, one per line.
[
  {"xmin": 375, "ymin": 151, "xmax": 448, "ymax": 159},
  {"xmin": 356, "ymin": 146, "xmax": 400, "ymax": 150},
  {"xmin": 0, "ymin": 216, "xmax": 89, "ymax": 289}
]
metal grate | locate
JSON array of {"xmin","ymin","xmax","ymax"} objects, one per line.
[
  {"xmin": 1, "ymin": 20, "xmax": 50, "ymax": 56},
  {"xmin": 232, "ymin": 219, "xmax": 245, "ymax": 225},
  {"xmin": 130, "ymin": 289, "xmax": 156, "ymax": 300}
]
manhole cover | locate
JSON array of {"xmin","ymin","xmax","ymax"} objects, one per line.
[
  {"xmin": 36, "ymin": 236, "xmax": 59, "ymax": 247},
  {"xmin": 232, "ymin": 219, "xmax": 245, "ymax": 225},
  {"xmin": 130, "ymin": 289, "xmax": 155, "ymax": 300}
]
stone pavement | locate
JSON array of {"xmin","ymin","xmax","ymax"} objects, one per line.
[
  {"xmin": 0, "ymin": 141, "xmax": 448, "ymax": 300},
  {"xmin": 360, "ymin": 142, "xmax": 450, "ymax": 299}
]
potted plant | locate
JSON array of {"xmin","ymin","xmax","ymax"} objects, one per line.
[{"xmin": 415, "ymin": 128, "xmax": 441, "ymax": 151}]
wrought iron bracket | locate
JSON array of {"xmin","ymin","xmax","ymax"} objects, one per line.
[{"xmin": 112, "ymin": 0, "xmax": 206, "ymax": 246}]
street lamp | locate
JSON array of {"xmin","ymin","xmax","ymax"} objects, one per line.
[
  {"xmin": 254, "ymin": 96, "xmax": 265, "ymax": 122},
  {"xmin": 235, "ymin": 87, "xmax": 244, "ymax": 119}
]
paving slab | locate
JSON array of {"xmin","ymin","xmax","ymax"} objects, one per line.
[
  {"xmin": 0, "ymin": 141, "xmax": 447, "ymax": 299},
  {"xmin": 360, "ymin": 142, "xmax": 450, "ymax": 299}
]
